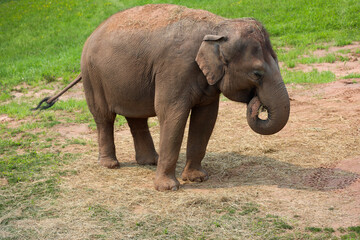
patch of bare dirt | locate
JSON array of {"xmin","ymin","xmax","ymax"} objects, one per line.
[
  {"xmin": 293, "ymin": 61, "xmax": 360, "ymax": 78},
  {"xmin": 0, "ymin": 178, "xmax": 8, "ymax": 186},
  {"xmin": 53, "ymin": 123, "xmax": 91, "ymax": 139},
  {"xmin": 312, "ymin": 42, "xmax": 360, "ymax": 57},
  {"xmin": 0, "ymin": 114, "xmax": 27, "ymax": 129},
  {"xmin": 290, "ymin": 42, "xmax": 360, "ymax": 78},
  {"xmin": 0, "ymin": 114, "xmax": 14, "ymax": 123}
]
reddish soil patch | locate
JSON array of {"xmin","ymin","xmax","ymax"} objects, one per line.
[
  {"xmin": 290, "ymin": 42, "xmax": 360, "ymax": 78},
  {"xmin": 312, "ymin": 42, "xmax": 360, "ymax": 57},
  {"xmin": 336, "ymin": 156, "xmax": 360, "ymax": 175},
  {"xmin": 0, "ymin": 114, "xmax": 13, "ymax": 123},
  {"xmin": 293, "ymin": 61, "xmax": 360, "ymax": 78}
]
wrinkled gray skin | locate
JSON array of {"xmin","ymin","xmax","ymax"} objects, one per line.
[{"xmin": 81, "ymin": 4, "xmax": 290, "ymax": 191}]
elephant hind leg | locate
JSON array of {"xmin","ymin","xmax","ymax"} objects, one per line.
[
  {"xmin": 83, "ymin": 71, "xmax": 119, "ymax": 169},
  {"xmin": 126, "ymin": 117, "xmax": 158, "ymax": 165},
  {"xmin": 96, "ymin": 116, "xmax": 119, "ymax": 169}
]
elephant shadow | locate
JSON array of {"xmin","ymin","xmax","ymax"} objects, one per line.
[{"xmin": 178, "ymin": 152, "xmax": 359, "ymax": 191}]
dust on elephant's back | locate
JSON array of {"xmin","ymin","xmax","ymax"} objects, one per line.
[{"xmin": 105, "ymin": 4, "xmax": 224, "ymax": 32}]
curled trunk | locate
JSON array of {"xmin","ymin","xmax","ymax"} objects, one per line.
[{"xmin": 246, "ymin": 81, "xmax": 290, "ymax": 135}]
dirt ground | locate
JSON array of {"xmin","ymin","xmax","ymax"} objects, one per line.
[
  {"xmin": 38, "ymin": 77, "xmax": 359, "ymax": 238},
  {"xmin": 293, "ymin": 42, "xmax": 360, "ymax": 78},
  {"xmin": 7, "ymin": 44, "xmax": 360, "ymax": 238}
]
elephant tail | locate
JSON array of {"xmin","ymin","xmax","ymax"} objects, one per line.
[{"xmin": 31, "ymin": 73, "xmax": 83, "ymax": 110}]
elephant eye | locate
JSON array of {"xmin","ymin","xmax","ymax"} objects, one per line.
[
  {"xmin": 251, "ymin": 70, "xmax": 264, "ymax": 80},
  {"xmin": 254, "ymin": 70, "xmax": 263, "ymax": 78}
]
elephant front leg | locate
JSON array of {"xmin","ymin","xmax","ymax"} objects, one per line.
[
  {"xmin": 154, "ymin": 108, "xmax": 190, "ymax": 191},
  {"xmin": 182, "ymin": 98, "xmax": 219, "ymax": 182},
  {"xmin": 126, "ymin": 117, "xmax": 158, "ymax": 165}
]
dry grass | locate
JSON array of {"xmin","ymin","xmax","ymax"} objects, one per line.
[{"xmin": 1, "ymin": 80, "xmax": 360, "ymax": 239}]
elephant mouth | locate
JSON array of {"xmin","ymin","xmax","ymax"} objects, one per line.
[{"xmin": 247, "ymin": 96, "xmax": 269, "ymax": 122}]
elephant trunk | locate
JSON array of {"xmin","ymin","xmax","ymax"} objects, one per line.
[{"xmin": 246, "ymin": 80, "xmax": 290, "ymax": 135}]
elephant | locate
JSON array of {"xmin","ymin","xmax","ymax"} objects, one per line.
[{"xmin": 80, "ymin": 4, "xmax": 290, "ymax": 191}]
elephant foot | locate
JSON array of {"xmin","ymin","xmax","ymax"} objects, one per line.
[
  {"xmin": 99, "ymin": 156, "xmax": 120, "ymax": 169},
  {"xmin": 154, "ymin": 174, "xmax": 180, "ymax": 191},
  {"xmin": 181, "ymin": 167, "xmax": 209, "ymax": 182},
  {"xmin": 136, "ymin": 153, "xmax": 158, "ymax": 166}
]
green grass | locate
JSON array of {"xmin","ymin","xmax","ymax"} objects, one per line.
[
  {"xmin": 0, "ymin": 0, "xmax": 359, "ymax": 98},
  {"xmin": 343, "ymin": 73, "xmax": 360, "ymax": 79},
  {"xmin": 0, "ymin": 97, "xmax": 88, "ymax": 231},
  {"xmin": 0, "ymin": 123, "xmax": 78, "ymax": 228},
  {"xmin": 284, "ymin": 52, "xmax": 351, "ymax": 68},
  {"xmin": 299, "ymin": 54, "xmax": 338, "ymax": 64},
  {"xmin": 0, "ymin": 97, "xmax": 126, "ymax": 129},
  {"xmin": 282, "ymin": 69, "xmax": 336, "ymax": 84}
]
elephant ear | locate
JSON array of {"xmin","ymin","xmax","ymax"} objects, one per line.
[{"xmin": 196, "ymin": 35, "xmax": 227, "ymax": 85}]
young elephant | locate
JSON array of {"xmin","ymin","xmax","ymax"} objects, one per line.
[{"xmin": 81, "ymin": 4, "xmax": 290, "ymax": 191}]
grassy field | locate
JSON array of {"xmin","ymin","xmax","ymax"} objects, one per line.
[
  {"xmin": 1, "ymin": 0, "xmax": 360, "ymax": 239},
  {"xmin": 1, "ymin": 0, "xmax": 359, "ymax": 94}
]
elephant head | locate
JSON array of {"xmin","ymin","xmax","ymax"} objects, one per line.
[{"xmin": 196, "ymin": 19, "xmax": 290, "ymax": 135}]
